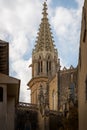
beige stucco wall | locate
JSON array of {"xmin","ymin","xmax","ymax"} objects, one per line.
[
  {"xmin": 0, "ymin": 84, "xmax": 16, "ymax": 130},
  {"xmin": 7, "ymin": 97, "xmax": 15, "ymax": 130}
]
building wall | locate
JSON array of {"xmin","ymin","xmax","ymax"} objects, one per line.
[
  {"xmin": 38, "ymin": 110, "xmax": 46, "ymax": 130},
  {"xmin": 31, "ymin": 82, "xmax": 39, "ymax": 104},
  {"xmin": 29, "ymin": 77, "xmax": 48, "ymax": 104},
  {"xmin": 49, "ymin": 74, "xmax": 58, "ymax": 111},
  {"xmin": 0, "ymin": 84, "xmax": 7, "ymax": 130},
  {"xmin": 0, "ymin": 41, "xmax": 9, "ymax": 75},
  {"xmin": 60, "ymin": 68, "xmax": 77, "ymax": 111},
  {"xmin": 49, "ymin": 68, "xmax": 77, "ymax": 112},
  {"xmin": 78, "ymin": 1, "xmax": 87, "ymax": 129},
  {"xmin": 0, "ymin": 83, "xmax": 17, "ymax": 130},
  {"xmin": 7, "ymin": 97, "xmax": 15, "ymax": 130},
  {"xmin": 0, "ymin": 39, "xmax": 20, "ymax": 130},
  {"xmin": 78, "ymin": 43, "xmax": 87, "ymax": 130}
]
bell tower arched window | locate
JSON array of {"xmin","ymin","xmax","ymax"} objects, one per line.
[
  {"xmin": 38, "ymin": 56, "xmax": 43, "ymax": 74},
  {"xmin": 47, "ymin": 56, "xmax": 51, "ymax": 74}
]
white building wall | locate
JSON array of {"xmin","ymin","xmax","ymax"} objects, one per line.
[{"xmin": 7, "ymin": 97, "xmax": 15, "ymax": 130}]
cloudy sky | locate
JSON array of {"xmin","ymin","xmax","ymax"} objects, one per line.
[{"xmin": 0, "ymin": 0, "xmax": 84, "ymax": 103}]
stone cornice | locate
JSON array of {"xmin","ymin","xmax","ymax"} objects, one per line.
[{"xmin": 27, "ymin": 76, "xmax": 48, "ymax": 88}]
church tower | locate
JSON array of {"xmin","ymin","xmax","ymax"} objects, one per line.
[{"xmin": 27, "ymin": 2, "xmax": 58, "ymax": 105}]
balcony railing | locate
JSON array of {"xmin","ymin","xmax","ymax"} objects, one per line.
[{"xmin": 17, "ymin": 102, "xmax": 38, "ymax": 110}]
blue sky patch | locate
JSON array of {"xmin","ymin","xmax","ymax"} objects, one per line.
[{"xmin": 50, "ymin": 0, "xmax": 78, "ymax": 9}]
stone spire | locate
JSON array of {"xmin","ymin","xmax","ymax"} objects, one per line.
[
  {"xmin": 33, "ymin": 2, "xmax": 57, "ymax": 54},
  {"xmin": 30, "ymin": 1, "xmax": 58, "ymax": 78}
]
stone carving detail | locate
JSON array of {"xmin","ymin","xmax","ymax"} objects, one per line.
[{"xmin": 38, "ymin": 84, "xmax": 49, "ymax": 116}]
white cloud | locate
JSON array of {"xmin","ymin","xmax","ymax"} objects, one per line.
[
  {"xmin": 11, "ymin": 58, "xmax": 32, "ymax": 102},
  {"xmin": 75, "ymin": 0, "xmax": 84, "ymax": 8},
  {"xmin": 51, "ymin": 0, "xmax": 84, "ymax": 67},
  {"xmin": 0, "ymin": 0, "xmax": 43, "ymax": 103}
]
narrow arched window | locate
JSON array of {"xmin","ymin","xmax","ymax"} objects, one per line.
[
  {"xmin": 69, "ymin": 83, "xmax": 75, "ymax": 102},
  {"xmin": 49, "ymin": 61, "xmax": 51, "ymax": 71},
  {"xmin": 0, "ymin": 87, "xmax": 3, "ymax": 102},
  {"xmin": 47, "ymin": 55, "xmax": 51, "ymax": 75},
  {"xmin": 38, "ymin": 56, "xmax": 43, "ymax": 74},
  {"xmin": 41, "ymin": 61, "xmax": 42, "ymax": 72},
  {"xmin": 47, "ymin": 61, "xmax": 48, "ymax": 73},
  {"xmin": 38, "ymin": 61, "xmax": 40, "ymax": 74}
]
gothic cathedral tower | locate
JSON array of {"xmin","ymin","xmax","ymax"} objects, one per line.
[{"xmin": 27, "ymin": 2, "xmax": 59, "ymax": 105}]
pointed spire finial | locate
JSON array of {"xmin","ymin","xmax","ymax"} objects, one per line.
[
  {"xmin": 33, "ymin": 0, "xmax": 57, "ymax": 53},
  {"xmin": 42, "ymin": 0, "xmax": 48, "ymax": 18}
]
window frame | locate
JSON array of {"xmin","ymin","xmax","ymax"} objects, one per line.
[{"xmin": 0, "ymin": 87, "xmax": 3, "ymax": 102}]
